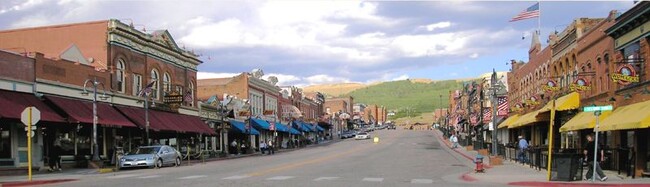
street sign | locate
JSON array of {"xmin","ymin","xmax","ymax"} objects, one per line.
[
  {"xmin": 269, "ymin": 122, "xmax": 276, "ymax": 131},
  {"xmin": 21, "ymin": 107, "xmax": 40, "ymax": 126},
  {"xmin": 583, "ymin": 105, "xmax": 613, "ymax": 112}
]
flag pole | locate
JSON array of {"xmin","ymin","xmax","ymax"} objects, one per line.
[{"xmin": 537, "ymin": 1, "xmax": 541, "ymax": 34}]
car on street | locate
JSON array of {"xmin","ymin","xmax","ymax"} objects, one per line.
[
  {"xmin": 387, "ymin": 125, "xmax": 396, "ymax": 130},
  {"xmin": 355, "ymin": 132, "xmax": 371, "ymax": 140},
  {"xmin": 120, "ymin": 145, "xmax": 181, "ymax": 169}
]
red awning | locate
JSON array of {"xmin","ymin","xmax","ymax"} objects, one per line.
[
  {"xmin": 0, "ymin": 90, "xmax": 65, "ymax": 123},
  {"xmin": 45, "ymin": 95, "xmax": 136, "ymax": 127},
  {"xmin": 114, "ymin": 105, "xmax": 214, "ymax": 135}
]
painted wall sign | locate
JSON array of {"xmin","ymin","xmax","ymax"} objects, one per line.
[
  {"xmin": 570, "ymin": 78, "xmax": 591, "ymax": 92},
  {"xmin": 611, "ymin": 64, "xmax": 639, "ymax": 85},
  {"xmin": 542, "ymin": 80, "xmax": 561, "ymax": 93},
  {"xmin": 525, "ymin": 96, "xmax": 540, "ymax": 107}
]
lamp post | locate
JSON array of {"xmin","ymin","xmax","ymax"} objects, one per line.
[
  {"xmin": 82, "ymin": 77, "xmax": 109, "ymax": 161},
  {"xmin": 488, "ymin": 69, "xmax": 505, "ymax": 156},
  {"xmin": 219, "ymin": 95, "xmax": 234, "ymax": 155}
]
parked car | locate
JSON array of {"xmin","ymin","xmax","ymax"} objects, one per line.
[
  {"xmin": 387, "ymin": 125, "xmax": 396, "ymax": 130},
  {"xmin": 355, "ymin": 132, "xmax": 371, "ymax": 140},
  {"xmin": 120, "ymin": 145, "xmax": 181, "ymax": 169}
]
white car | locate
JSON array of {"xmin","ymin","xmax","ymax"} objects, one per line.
[{"xmin": 355, "ymin": 132, "xmax": 370, "ymax": 140}]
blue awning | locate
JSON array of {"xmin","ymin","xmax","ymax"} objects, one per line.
[
  {"xmin": 229, "ymin": 120, "xmax": 260, "ymax": 135},
  {"xmin": 289, "ymin": 127, "xmax": 301, "ymax": 135},
  {"xmin": 274, "ymin": 122, "xmax": 291, "ymax": 133},
  {"xmin": 292, "ymin": 121, "xmax": 311, "ymax": 132},
  {"xmin": 316, "ymin": 125, "xmax": 325, "ymax": 132},
  {"xmin": 251, "ymin": 118, "xmax": 271, "ymax": 131}
]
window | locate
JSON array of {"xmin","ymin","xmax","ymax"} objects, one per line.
[
  {"xmin": 604, "ymin": 54, "xmax": 610, "ymax": 65},
  {"xmin": 151, "ymin": 69, "xmax": 160, "ymax": 99},
  {"xmin": 132, "ymin": 74, "xmax": 142, "ymax": 96},
  {"xmin": 188, "ymin": 81, "xmax": 194, "ymax": 107},
  {"xmin": 163, "ymin": 73, "xmax": 171, "ymax": 95},
  {"xmin": 116, "ymin": 59, "xmax": 125, "ymax": 93}
]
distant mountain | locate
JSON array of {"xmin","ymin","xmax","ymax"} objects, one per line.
[{"xmin": 305, "ymin": 78, "xmax": 466, "ymax": 120}]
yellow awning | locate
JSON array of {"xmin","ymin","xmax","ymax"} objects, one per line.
[
  {"xmin": 559, "ymin": 111, "xmax": 612, "ymax": 132},
  {"xmin": 539, "ymin": 92, "xmax": 580, "ymax": 113},
  {"xmin": 498, "ymin": 115, "xmax": 520, "ymax": 129},
  {"xmin": 509, "ymin": 110, "xmax": 544, "ymax": 129},
  {"xmin": 599, "ymin": 100, "xmax": 650, "ymax": 131}
]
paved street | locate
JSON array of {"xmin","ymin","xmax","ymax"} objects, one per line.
[{"xmin": 41, "ymin": 129, "xmax": 475, "ymax": 187}]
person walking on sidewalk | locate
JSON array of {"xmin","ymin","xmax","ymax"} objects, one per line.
[
  {"xmin": 584, "ymin": 133, "xmax": 607, "ymax": 181},
  {"xmin": 259, "ymin": 141, "xmax": 267, "ymax": 154},
  {"xmin": 518, "ymin": 135, "xmax": 528, "ymax": 164},
  {"xmin": 267, "ymin": 140, "xmax": 275, "ymax": 155},
  {"xmin": 450, "ymin": 133, "xmax": 459, "ymax": 149}
]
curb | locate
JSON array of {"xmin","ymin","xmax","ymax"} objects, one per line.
[
  {"xmin": 0, "ymin": 179, "xmax": 78, "ymax": 187},
  {"xmin": 508, "ymin": 181, "xmax": 650, "ymax": 187},
  {"xmin": 98, "ymin": 168, "xmax": 115, "ymax": 174},
  {"xmin": 461, "ymin": 172, "xmax": 478, "ymax": 182}
]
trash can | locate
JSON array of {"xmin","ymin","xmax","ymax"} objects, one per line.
[{"xmin": 551, "ymin": 153, "xmax": 581, "ymax": 181}]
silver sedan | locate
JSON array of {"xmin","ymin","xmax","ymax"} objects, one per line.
[{"xmin": 119, "ymin": 145, "xmax": 182, "ymax": 169}]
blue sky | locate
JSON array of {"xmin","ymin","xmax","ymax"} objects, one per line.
[{"xmin": 0, "ymin": 0, "xmax": 635, "ymax": 86}]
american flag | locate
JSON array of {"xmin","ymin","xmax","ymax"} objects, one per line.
[
  {"xmin": 137, "ymin": 81, "xmax": 156, "ymax": 97},
  {"xmin": 483, "ymin": 108, "xmax": 491, "ymax": 122},
  {"xmin": 510, "ymin": 3, "xmax": 540, "ymax": 22},
  {"xmin": 498, "ymin": 96, "xmax": 508, "ymax": 116},
  {"xmin": 183, "ymin": 91, "xmax": 193, "ymax": 103}
]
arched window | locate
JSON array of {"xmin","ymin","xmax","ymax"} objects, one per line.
[
  {"xmin": 604, "ymin": 53, "xmax": 610, "ymax": 65},
  {"xmin": 151, "ymin": 69, "xmax": 160, "ymax": 99},
  {"xmin": 163, "ymin": 73, "xmax": 171, "ymax": 95},
  {"xmin": 116, "ymin": 59, "xmax": 125, "ymax": 93},
  {"xmin": 188, "ymin": 81, "xmax": 194, "ymax": 107}
]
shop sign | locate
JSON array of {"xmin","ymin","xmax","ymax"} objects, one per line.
[
  {"xmin": 542, "ymin": 80, "xmax": 561, "ymax": 93},
  {"xmin": 570, "ymin": 78, "xmax": 591, "ymax": 92},
  {"xmin": 510, "ymin": 103, "xmax": 523, "ymax": 112},
  {"xmin": 611, "ymin": 64, "xmax": 639, "ymax": 85},
  {"xmin": 525, "ymin": 96, "xmax": 540, "ymax": 106}
]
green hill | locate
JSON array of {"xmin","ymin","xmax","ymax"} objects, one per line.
[{"xmin": 345, "ymin": 79, "xmax": 465, "ymax": 120}]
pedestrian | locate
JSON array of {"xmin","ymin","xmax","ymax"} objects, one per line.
[
  {"xmin": 240, "ymin": 141, "xmax": 246, "ymax": 154},
  {"xmin": 584, "ymin": 133, "xmax": 607, "ymax": 181},
  {"xmin": 267, "ymin": 140, "xmax": 275, "ymax": 155},
  {"xmin": 49, "ymin": 135, "xmax": 62, "ymax": 172},
  {"xmin": 231, "ymin": 140, "xmax": 238, "ymax": 155},
  {"xmin": 450, "ymin": 133, "xmax": 459, "ymax": 149},
  {"xmin": 518, "ymin": 135, "xmax": 529, "ymax": 164},
  {"xmin": 259, "ymin": 141, "xmax": 266, "ymax": 154}
]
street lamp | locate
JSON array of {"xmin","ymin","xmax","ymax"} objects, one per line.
[
  {"xmin": 243, "ymin": 99, "xmax": 253, "ymax": 153},
  {"xmin": 219, "ymin": 95, "xmax": 234, "ymax": 155},
  {"xmin": 488, "ymin": 69, "xmax": 506, "ymax": 156},
  {"xmin": 82, "ymin": 77, "xmax": 109, "ymax": 161}
]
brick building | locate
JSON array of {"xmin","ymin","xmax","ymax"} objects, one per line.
[{"xmin": 0, "ymin": 19, "xmax": 214, "ymax": 169}]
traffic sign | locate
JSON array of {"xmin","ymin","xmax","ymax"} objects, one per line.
[
  {"xmin": 21, "ymin": 107, "xmax": 40, "ymax": 126},
  {"xmin": 583, "ymin": 105, "xmax": 613, "ymax": 112}
]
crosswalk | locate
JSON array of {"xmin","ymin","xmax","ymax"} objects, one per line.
[{"xmin": 105, "ymin": 174, "xmax": 435, "ymax": 184}]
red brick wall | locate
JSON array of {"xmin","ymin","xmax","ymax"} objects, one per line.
[
  {"xmin": 0, "ymin": 50, "xmax": 34, "ymax": 82},
  {"xmin": 34, "ymin": 53, "xmax": 110, "ymax": 87}
]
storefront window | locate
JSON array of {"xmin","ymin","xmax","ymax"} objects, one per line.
[{"xmin": 0, "ymin": 127, "xmax": 10, "ymax": 158}]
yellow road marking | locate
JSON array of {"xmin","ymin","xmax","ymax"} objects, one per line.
[{"xmin": 246, "ymin": 131, "xmax": 405, "ymax": 177}]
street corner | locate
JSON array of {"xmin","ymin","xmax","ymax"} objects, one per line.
[
  {"xmin": 0, "ymin": 179, "xmax": 78, "ymax": 187},
  {"xmin": 507, "ymin": 181, "xmax": 650, "ymax": 187}
]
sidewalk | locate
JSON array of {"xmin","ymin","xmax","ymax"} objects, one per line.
[
  {"xmin": 0, "ymin": 139, "xmax": 341, "ymax": 186},
  {"xmin": 433, "ymin": 130, "xmax": 650, "ymax": 186}
]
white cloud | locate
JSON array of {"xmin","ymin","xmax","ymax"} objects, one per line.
[
  {"xmin": 0, "ymin": 0, "xmax": 45, "ymax": 15},
  {"xmin": 197, "ymin": 72, "xmax": 240, "ymax": 79},
  {"xmin": 422, "ymin": 21, "xmax": 451, "ymax": 31},
  {"xmin": 305, "ymin": 74, "xmax": 351, "ymax": 85},
  {"xmin": 263, "ymin": 73, "xmax": 302, "ymax": 86},
  {"xmin": 469, "ymin": 53, "xmax": 479, "ymax": 58},
  {"xmin": 392, "ymin": 74, "xmax": 410, "ymax": 81}
]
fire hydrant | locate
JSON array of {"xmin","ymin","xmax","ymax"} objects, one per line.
[{"xmin": 475, "ymin": 154, "xmax": 485, "ymax": 173}]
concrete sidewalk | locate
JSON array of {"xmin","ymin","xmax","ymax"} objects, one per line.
[{"xmin": 433, "ymin": 129, "xmax": 650, "ymax": 186}]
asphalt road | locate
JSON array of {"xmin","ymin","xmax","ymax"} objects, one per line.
[{"xmin": 47, "ymin": 129, "xmax": 475, "ymax": 187}]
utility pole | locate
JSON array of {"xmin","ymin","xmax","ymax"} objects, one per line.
[{"xmin": 490, "ymin": 69, "xmax": 500, "ymax": 156}]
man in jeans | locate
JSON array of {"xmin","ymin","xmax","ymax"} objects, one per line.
[
  {"xmin": 584, "ymin": 133, "xmax": 607, "ymax": 181},
  {"xmin": 518, "ymin": 135, "xmax": 528, "ymax": 164}
]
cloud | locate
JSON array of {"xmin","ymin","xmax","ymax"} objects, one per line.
[
  {"xmin": 421, "ymin": 21, "xmax": 451, "ymax": 31},
  {"xmin": 470, "ymin": 53, "xmax": 479, "ymax": 58},
  {"xmin": 305, "ymin": 74, "xmax": 351, "ymax": 85},
  {"xmin": 392, "ymin": 74, "xmax": 410, "ymax": 81},
  {"xmin": 263, "ymin": 73, "xmax": 302, "ymax": 86},
  {"xmin": 0, "ymin": 0, "xmax": 45, "ymax": 14},
  {"xmin": 197, "ymin": 72, "xmax": 240, "ymax": 79}
]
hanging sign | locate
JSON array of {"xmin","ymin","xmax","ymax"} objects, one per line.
[
  {"xmin": 570, "ymin": 78, "xmax": 591, "ymax": 92},
  {"xmin": 611, "ymin": 64, "xmax": 639, "ymax": 85},
  {"xmin": 542, "ymin": 80, "xmax": 561, "ymax": 93},
  {"xmin": 525, "ymin": 96, "xmax": 540, "ymax": 107}
]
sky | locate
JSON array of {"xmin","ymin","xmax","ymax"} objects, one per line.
[{"xmin": 0, "ymin": 0, "xmax": 636, "ymax": 87}]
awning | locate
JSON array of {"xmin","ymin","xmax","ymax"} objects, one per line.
[
  {"xmin": 289, "ymin": 127, "xmax": 301, "ymax": 135},
  {"xmin": 292, "ymin": 121, "xmax": 312, "ymax": 132},
  {"xmin": 509, "ymin": 110, "xmax": 545, "ymax": 129},
  {"xmin": 114, "ymin": 105, "xmax": 215, "ymax": 135},
  {"xmin": 0, "ymin": 90, "xmax": 65, "ymax": 123},
  {"xmin": 539, "ymin": 92, "xmax": 580, "ymax": 113},
  {"xmin": 273, "ymin": 122, "xmax": 290, "ymax": 133},
  {"xmin": 560, "ymin": 111, "xmax": 612, "ymax": 132},
  {"xmin": 599, "ymin": 100, "xmax": 650, "ymax": 131},
  {"xmin": 228, "ymin": 120, "xmax": 260, "ymax": 135},
  {"xmin": 498, "ymin": 115, "xmax": 520, "ymax": 129},
  {"xmin": 251, "ymin": 118, "xmax": 271, "ymax": 131},
  {"xmin": 316, "ymin": 125, "xmax": 325, "ymax": 132},
  {"xmin": 45, "ymin": 96, "xmax": 136, "ymax": 127}
]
